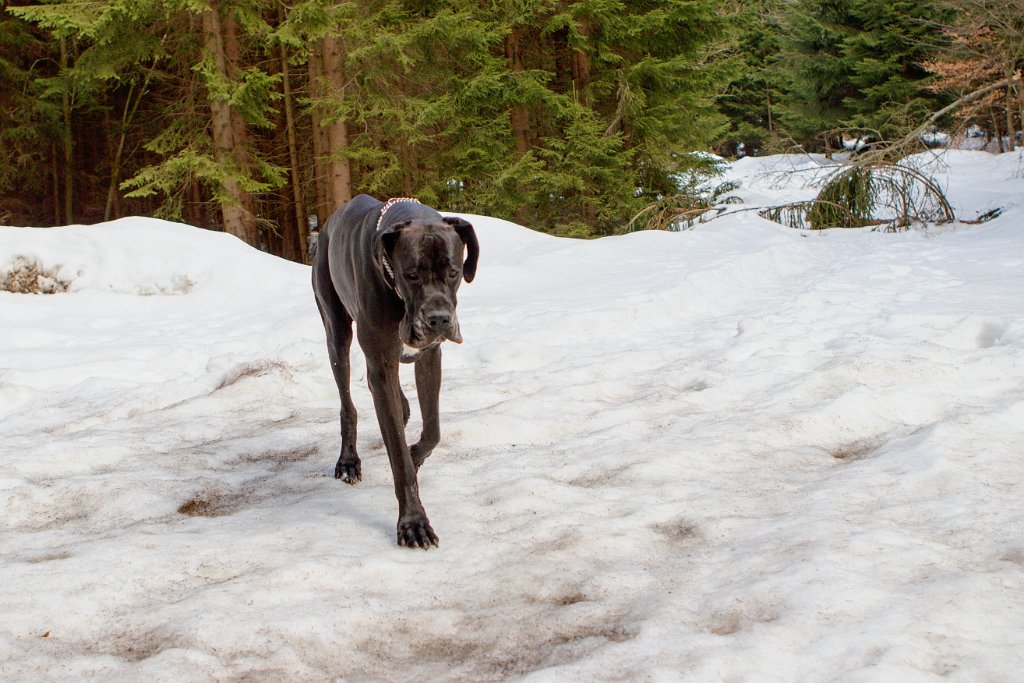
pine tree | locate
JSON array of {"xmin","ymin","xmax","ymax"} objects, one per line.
[
  {"xmin": 777, "ymin": 0, "xmax": 953, "ymax": 150},
  {"xmin": 714, "ymin": 0, "xmax": 784, "ymax": 156},
  {"xmin": 479, "ymin": 0, "xmax": 732, "ymax": 234},
  {"xmin": 0, "ymin": 13, "xmax": 59, "ymax": 224},
  {"xmin": 9, "ymin": 0, "xmax": 178, "ymax": 224},
  {"xmin": 842, "ymin": 0, "xmax": 951, "ymax": 135},
  {"xmin": 776, "ymin": 0, "xmax": 861, "ymax": 149},
  {"xmin": 4, "ymin": 0, "xmax": 737, "ymax": 241},
  {"xmin": 13, "ymin": 0, "xmax": 287, "ymax": 244}
]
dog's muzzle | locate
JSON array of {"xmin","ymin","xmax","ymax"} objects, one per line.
[
  {"xmin": 423, "ymin": 309, "xmax": 463, "ymax": 343},
  {"xmin": 402, "ymin": 306, "xmax": 462, "ymax": 348}
]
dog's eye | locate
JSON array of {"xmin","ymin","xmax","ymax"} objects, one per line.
[{"xmin": 405, "ymin": 271, "xmax": 419, "ymax": 281}]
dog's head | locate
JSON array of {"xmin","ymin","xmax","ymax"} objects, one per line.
[{"xmin": 375, "ymin": 216, "xmax": 478, "ymax": 349}]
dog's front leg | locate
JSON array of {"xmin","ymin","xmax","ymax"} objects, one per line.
[
  {"xmin": 366, "ymin": 357, "xmax": 439, "ymax": 549},
  {"xmin": 411, "ymin": 345, "xmax": 441, "ymax": 469}
]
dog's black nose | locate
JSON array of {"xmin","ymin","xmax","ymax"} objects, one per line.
[{"xmin": 425, "ymin": 310, "xmax": 452, "ymax": 333}]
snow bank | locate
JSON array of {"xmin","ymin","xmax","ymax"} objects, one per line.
[
  {"xmin": 723, "ymin": 149, "xmax": 1024, "ymax": 225},
  {"xmin": 2, "ymin": 151, "xmax": 1023, "ymax": 681},
  {"xmin": 0, "ymin": 217, "xmax": 300, "ymax": 296}
]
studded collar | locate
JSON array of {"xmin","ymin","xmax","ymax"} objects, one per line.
[{"xmin": 377, "ymin": 197, "xmax": 420, "ymax": 297}]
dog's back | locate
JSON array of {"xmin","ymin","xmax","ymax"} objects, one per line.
[{"xmin": 311, "ymin": 195, "xmax": 386, "ymax": 319}]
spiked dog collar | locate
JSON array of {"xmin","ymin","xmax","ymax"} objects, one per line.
[{"xmin": 376, "ymin": 197, "xmax": 421, "ymax": 232}]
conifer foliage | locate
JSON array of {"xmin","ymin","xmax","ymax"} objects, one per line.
[
  {"xmin": 2, "ymin": 0, "xmax": 729, "ymax": 249},
  {"xmin": 2, "ymin": 1, "xmax": 1021, "ymax": 251},
  {"xmin": 773, "ymin": 0, "xmax": 953, "ymax": 150}
]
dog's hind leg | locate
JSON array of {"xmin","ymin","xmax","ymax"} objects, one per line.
[
  {"xmin": 327, "ymin": 312, "xmax": 362, "ymax": 484},
  {"xmin": 313, "ymin": 266, "xmax": 361, "ymax": 484}
]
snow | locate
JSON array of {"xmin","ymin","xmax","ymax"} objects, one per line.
[{"xmin": 2, "ymin": 151, "xmax": 1023, "ymax": 680}]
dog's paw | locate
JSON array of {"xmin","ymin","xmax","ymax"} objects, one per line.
[
  {"xmin": 410, "ymin": 443, "xmax": 432, "ymax": 470},
  {"xmin": 334, "ymin": 457, "xmax": 361, "ymax": 484},
  {"xmin": 397, "ymin": 516, "xmax": 439, "ymax": 550}
]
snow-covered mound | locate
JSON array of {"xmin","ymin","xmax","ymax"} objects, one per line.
[
  {"xmin": 0, "ymin": 217, "xmax": 302, "ymax": 296},
  {"xmin": 2, "ymin": 151, "xmax": 1023, "ymax": 680},
  {"xmin": 723, "ymin": 149, "xmax": 1023, "ymax": 224}
]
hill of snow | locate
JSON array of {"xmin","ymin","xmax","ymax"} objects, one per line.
[{"xmin": 2, "ymin": 151, "xmax": 1022, "ymax": 680}]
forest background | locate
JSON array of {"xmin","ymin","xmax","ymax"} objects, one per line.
[{"xmin": 1, "ymin": 0, "xmax": 1021, "ymax": 261}]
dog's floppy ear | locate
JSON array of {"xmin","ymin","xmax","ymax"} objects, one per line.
[
  {"xmin": 442, "ymin": 216, "xmax": 479, "ymax": 283},
  {"xmin": 373, "ymin": 220, "xmax": 410, "ymax": 283}
]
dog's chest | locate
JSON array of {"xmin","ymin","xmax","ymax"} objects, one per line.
[{"xmin": 400, "ymin": 344, "xmax": 425, "ymax": 364}]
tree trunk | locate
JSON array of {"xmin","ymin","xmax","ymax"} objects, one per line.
[
  {"xmin": 106, "ymin": 57, "xmax": 157, "ymax": 221},
  {"xmin": 105, "ymin": 84, "xmax": 133, "ymax": 221},
  {"xmin": 222, "ymin": 10, "xmax": 251, "ymax": 181},
  {"xmin": 991, "ymin": 104, "xmax": 1004, "ymax": 153},
  {"xmin": 278, "ymin": 3, "xmax": 307, "ymax": 260},
  {"xmin": 320, "ymin": 35, "xmax": 353, "ymax": 210},
  {"xmin": 572, "ymin": 24, "xmax": 597, "ymax": 227},
  {"xmin": 202, "ymin": 0, "xmax": 259, "ymax": 245},
  {"xmin": 188, "ymin": 179, "xmax": 203, "ymax": 227},
  {"xmin": 1017, "ymin": 80, "xmax": 1024, "ymax": 147},
  {"xmin": 1005, "ymin": 84, "xmax": 1016, "ymax": 152},
  {"xmin": 505, "ymin": 29, "xmax": 531, "ymax": 157},
  {"xmin": 51, "ymin": 142, "xmax": 61, "ymax": 226},
  {"xmin": 59, "ymin": 37, "xmax": 74, "ymax": 225},
  {"xmin": 308, "ymin": 46, "xmax": 331, "ymax": 226},
  {"xmin": 572, "ymin": 25, "xmax": 591, "ymax": 108}
]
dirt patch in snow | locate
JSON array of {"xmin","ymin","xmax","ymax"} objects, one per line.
[{"xmin": 1, "ymin": 257, "xmax": 70, "ymax": 294}]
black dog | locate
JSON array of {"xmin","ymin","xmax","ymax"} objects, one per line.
[{"xmin": 311, "ymin": 195, "xmax": 478, "ymax": 549}]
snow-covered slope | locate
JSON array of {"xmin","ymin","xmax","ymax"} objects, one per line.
[{"xmin": 2, "ymin": 152, "xmax": 1022, "ymax": 681}]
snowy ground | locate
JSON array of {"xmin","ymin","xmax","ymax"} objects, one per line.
[{"xmin": 2, "ymin": 151, "xmax": 1023, "ymax": 681}]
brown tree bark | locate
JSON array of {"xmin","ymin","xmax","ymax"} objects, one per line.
[
  {"xmin": 991, "ymin": 104, "xmax": 1004, "ymax": 153},
  {"xmin": 319, "ymin": 35, "xmax": 353, "ymax": 211},
  {"xmin": 222, "ymin": 10, "xmax": 251, "ymax": 177},
  {"xmin": 570, "ymin": 24, "xmax": 596, "ymax": 226},
  {"xmin": 308, "ymin": 46, "xmax": 331, "ymax": 226},
  {"xmin": 505, "ymin": 29, "xmax": 531, "ymax": 157},
  {"xmin": 1017, "ymin": 80, "xmax": 1024, "ymax": 146},
  {"xmin": 202, "ymin": 0, "xmax": 259, "ymax": 245},
  {"xmin": 572, "ymin": 26, "xmax": 591, "ymax": 107},
  {"xmin": 278, "ymin": 2, "xmax": 307, "ymax": 260},
  {"xmin": 188, "ymin": 180, "xmax": 203, "ymax": 227},
  {"xmin": 1005, "ymin": 84, "xmax": 1016, "ymax": 152},
  {"xmin": 51, "ymin": 142, "xmax": 60, "ymax": 226},
  {"xmin": 105, "ymin": 53, "xmax": 159, "ymax": 221},
  {"xmin": 59, "ymin": 37, "xmax": 74, "ymax": 225}
]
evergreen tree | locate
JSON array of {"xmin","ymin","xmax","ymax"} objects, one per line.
[
  {"xmin": 842, "ymin": 0, "xmax": 951, "ymax": 135},
  {"xmin": 483, "ymin": 0, "xmax": 732, "ymax": 234},
  {"xmin": 3, "ymin": 0, "xmax": 736, "ymax": 242},
  {"xmin": 0, "ymin": 13, "xmax": 58, "ymax": 224},
  {"xmin": 13, "ymin": 0, "xmax": 286, "ymax": 243},
  {"xmin": 122, "ymin": 0, "xmax": 286, "ymax": 243},
  {"xmin": 9, "ymin": 0, "xmax": 176, "ymax": 223},
  {"xmin": 777, "ymin": 0, "xmax": 952, "ymax": 150},
  {"xmin": 714, "ymin": 0, "xmax": 784, "ymax": 156}
]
